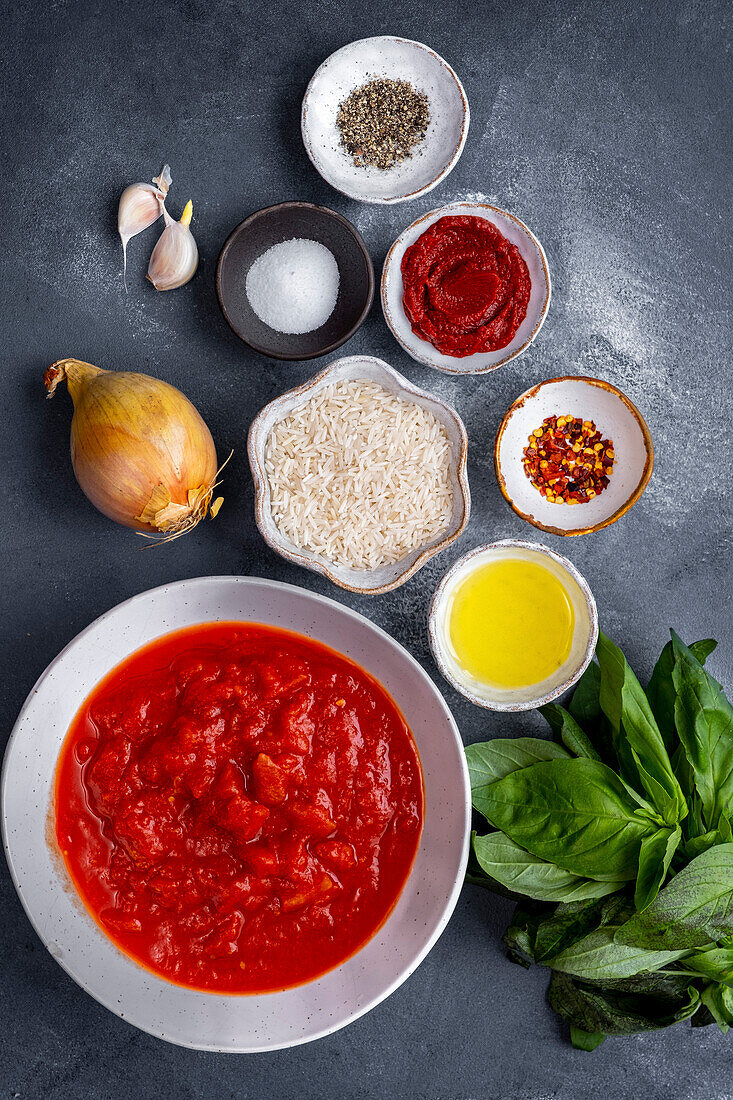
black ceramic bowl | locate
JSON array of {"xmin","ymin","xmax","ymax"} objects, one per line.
[{"xmin": 216, "ymin": 201, "xmax": 374, "ymax": 361}]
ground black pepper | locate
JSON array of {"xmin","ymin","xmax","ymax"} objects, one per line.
[{"xmin": 336, "ymin": 77, "xmax": 430, "ymax": 170}]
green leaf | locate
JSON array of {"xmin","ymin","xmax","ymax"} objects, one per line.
[
  {"xmin": 634, "ymin": 826, "xmax": 682, "ymax": 912},
  {"xmin": 682, "ymin": 947, "xmax": 733, "ymax": 988},
  {"xmin": 684, "ymin": 814, "xmax": 732, "ymax": 860},
  {"xmin": 533, "ymin": 898, "xmax": 611, "ymax": 962},
  {"xmin": 502, "ymin": 901, "xmax": 545, "ymax": 968},
  {"xmin": 646, "ymin": 636, "xmax": 717, "ymax": 754},
  {"xmin": 570, "ymin": 1025, "xmax": 606, "ymax": 1050},
  {"xmin": 548, "ymin": 970, "xmax": 700, "ymax": 1036},
  {"xmin": 546, "ymin": 926, "xmax": 689, "ymax": 980},
  {"xmin": 473, "ymin": 757, "xmax": 656, "ymax": 882},
  {"xmin": 700, "ymin": 983, "xmax": 733, "ymax": 1034},
  {"xmin": 472, "ymin": 833, "xmax": 621, "ymax": 903},
  {"xmin": 596, "ymin": 631, "xmax": 687, "ymax": 824},
  {"xmin": 671, "ymin": 631, "xmax": 733, "ymax": 832},
  {"xmin": 690, "ymin": 639, "xmax": 719, "ymax": 664},
  {"xmin": 569, "ymin": 660, "xmax": 602, "ymax": 729},
  {"xmin": 540, "ymin": 703, "xmax": 601, "ymax": 760},
  {"xmin": 616, "ymin": 843, "xmax": 733, "ymax": 950},
  {"xmin": 581, "ymin": 969, "xmax": 696, "ymax": 997},
  {"xmin": 466, "ymin": 737, "xmax": 569, "ymax": 793},
  {"xmin": 465, "ymin": 838, "xmax": 525, "ymax": 901}
]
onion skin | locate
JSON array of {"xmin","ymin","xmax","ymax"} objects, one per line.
[{"xmin": 44, "ymin": 358, "xmax": 222, "ymax": 536}]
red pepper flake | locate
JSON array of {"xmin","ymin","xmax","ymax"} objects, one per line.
[{"xmin": 522, "ymin": 415, "xmax": 614, "ymax": 504}]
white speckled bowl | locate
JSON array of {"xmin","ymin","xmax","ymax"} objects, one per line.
[
  {"xmin": 301, "ymin": 37, "xmax": 469, "ymax": 204},
  {"xmin": 382, "ymin": 202, "xmax": 551, "ymax": 374},
  {"xmin": 247, "ymin": 355, "xmax": 471, "ymax": 595},
  {"xmin": 495, "ymin": 376, "xmax": 654, "ymax": 536},
  {"xmin": 428, "ymin": 541, "xmax": 598, "ymax": 711},
  {"xmin": 2, "ymin": 576, "xmax": 470, "ymax": 1051}
]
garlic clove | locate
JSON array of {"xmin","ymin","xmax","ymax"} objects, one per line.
[
  {"xmin": 147, "ymin": 200, "xmax": 199, "ymax": 291},
  {"xmin": 118, "ymin": 164, "xmax": 172, "ymax": 287}
]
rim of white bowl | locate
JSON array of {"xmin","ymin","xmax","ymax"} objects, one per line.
[
  {"xmin": 428, "ymin": 541, "xmax": 599, "ymax": 711},
  {"xmin": 381, "ymin": 201, "xmax": 551, "ymax": 374},
  {"xmin": 2, "ymin": 575, "xmax": 471, "ymax": 1051},
  {"xmin": 301, "ymin": 36, "xmax": 470, "ymax": 205}
]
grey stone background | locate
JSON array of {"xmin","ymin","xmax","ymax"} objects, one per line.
[{"xmin": 2, "ymin": 0, "xmax": 732, "ymax": 1096}]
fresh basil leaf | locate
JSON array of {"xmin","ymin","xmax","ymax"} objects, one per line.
[
  {"xmin": 596, "ymin": 631, "xmax": 687, "ymax": 825},
  {"xmin": 646, "ymin": 637, "xmax": 717, "ymax": 754},
  {"xmin": 466, "ymin": 738, "xmax": 569, "ymax": 793},
  {"xmin": 545, "ymin": 926, "xmax": 689, "ymax": 980},
  {"xmin": 465, "ymin": 835, "xmax": 526, "ymax": 901},
  {"xmin": 671, "ymin": 631, "xmax": 733, "ymax": 832},
  {"xmin": 580, "ymin": 969, "xmax": 695, "ymax": 997},
  {"xmin": 569, "ymin": 660, "xmax": 602, "ymax": 729},
  {"xmin": 646, "ymin": 640, "xmax": 677, "ymax": 753},
  {"xmin": 473, "ymin": 832, "xmax": 621, "ymax": 903},
  {"xmin": 502, "ymin": 901, "xmax": 545, "ymax": 968},
  {"xmin": 473, "ymin": 757, "xmax": 656, "ymax": 882},
  {"xmin": 690, "ymin": 639, "xmax": 719, "ymax": 663},
  {"xmin": 616, "ymin": 843, "xmax": 733, "ymax": 950},
  {"xmin": 540, "ymin": 703, "xmax": 601, "ymax": 760},
  {"xmin": 634, "ymin": 825, "xmax": 682, "ymax": 912},
  {"xmin": 570, "ymin": 1025, "xmax": 606, "ymax": 1050},
  {"xmin": 683, "ymin": 815, "xmax": 732, "ymax": 860},
  {"xmin": 533, "ymin": 898, "xmax": 609, "ymax": 962},
  {"xmin": 548, "ymin": 970, "xmax": 699, "ymax": 1036},
  {"xmin": 700, "ymin": 983, "xmax": 733, "ymax": 1034},
  {"xmin": 682, "ymin": 947, "xmax": 733, "ymax": 988}
]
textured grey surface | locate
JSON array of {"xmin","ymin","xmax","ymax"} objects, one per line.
[{"xmin": 2, "ymin": 0, "xmax": 732, "ymax": 1097}]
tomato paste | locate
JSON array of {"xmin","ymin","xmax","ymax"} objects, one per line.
[
  {"xmin": 401, "ymin": 215, "xmax": 532, "ymax": 357},
  {"xmin": 55, "ymin": 623, "xmax": 423, "ymax": 994}
]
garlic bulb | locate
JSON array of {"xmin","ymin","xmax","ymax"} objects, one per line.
[
  {"xmin": 118, "ymin": 165, "xmax": 172, "ymax": 286},
  {"xmin": 147, "ymin": 200, "xmax": 198, "ymax": 291}
]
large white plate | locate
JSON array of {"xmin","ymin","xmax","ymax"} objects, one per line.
[{"xmin": 2, "ymin": 576, "xmax": 470, "ymax": 1051}]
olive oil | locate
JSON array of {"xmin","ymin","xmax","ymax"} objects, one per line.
[{"xmin": 446, "ymin": 558, "xmax": 575, "ymax": 689}]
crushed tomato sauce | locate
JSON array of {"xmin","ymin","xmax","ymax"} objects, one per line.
[
  {"xmin": 55, "ymin": 623, "xmax": 424, "ymax": 994},
  {"xmin": 401, "ymin": 215, "xmax": 532, "ymax": 357}
]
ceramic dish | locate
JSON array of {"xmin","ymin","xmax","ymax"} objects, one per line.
[
  {"xmin": 248, "ymin": 354, "xmax": 471, "ymax": 595},
  {"xmin": 2, "ymin": 576, "xmax": 470, "ymax": 1052},
  {"xmin": 381, "ymin": 201, "xmax": 551, "ymax": 374},
  {"xmin": 301, "ymin": 36, "xmax": 469, "ymax": 204},
  {"xmin": 428, "ymin": 540, "xmax": 598, "ymax": 711},
  {"xmin": 216, "ymin": 202, "xmax": 374, "ymax": 361},
  {"xmin": 495, "ymin": 376, "xmax": 654, "ymax": 536}
]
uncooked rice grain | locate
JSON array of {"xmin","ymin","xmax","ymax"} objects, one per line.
[{"xmin": 264, "ymin": 379, "xmax": 454, "ymax": 570}]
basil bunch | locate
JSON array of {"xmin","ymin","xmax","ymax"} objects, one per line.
[{"xmin": 467, "ymin": 629, "xmax": 733, "ymax": 1050}]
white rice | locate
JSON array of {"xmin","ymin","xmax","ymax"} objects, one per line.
[{"xmin": 264, "ymin": 380, "xmax": 454, "ymax": 571}]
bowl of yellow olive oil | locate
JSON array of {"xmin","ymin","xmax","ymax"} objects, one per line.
[{"xmin": 428, "ymin": 540, "xmax": 598, "ymax": 710}]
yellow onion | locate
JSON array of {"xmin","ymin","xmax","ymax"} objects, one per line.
[{"xmin": 44, "ymin": 358, "xmax": 224, "ymax": 540}]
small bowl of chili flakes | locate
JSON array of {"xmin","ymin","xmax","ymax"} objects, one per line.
[{"xmin": 494, "ymin": 376, "xmax": 654, "ymax": 537}]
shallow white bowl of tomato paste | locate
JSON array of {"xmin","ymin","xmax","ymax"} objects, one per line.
[
  {"xmin": 1, "ymin": 576, "xmax": 470, "ymax": 1052},
  {"xmin": 382, "ymin": 201, "xmax": 551, "ymax": 375}
]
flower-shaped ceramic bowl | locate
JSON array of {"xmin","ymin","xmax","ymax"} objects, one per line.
[
  {"xmin": 301, "ymin": 37, "xmax": 469, "ymax": 204},
  {"xmin": 247, "ymin": 355, "xmax": 471, "ymax": 594},
  {"xmin": 428, "ymin": 540, "xmax": 598, "ymax": 711},
  {"xmin": 382, "ymin": 201, "xmax": 551, "ymax": 374},
  {"xmin": 495, "ymin": 376, "xmax": 654, "ymax": 536}
]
